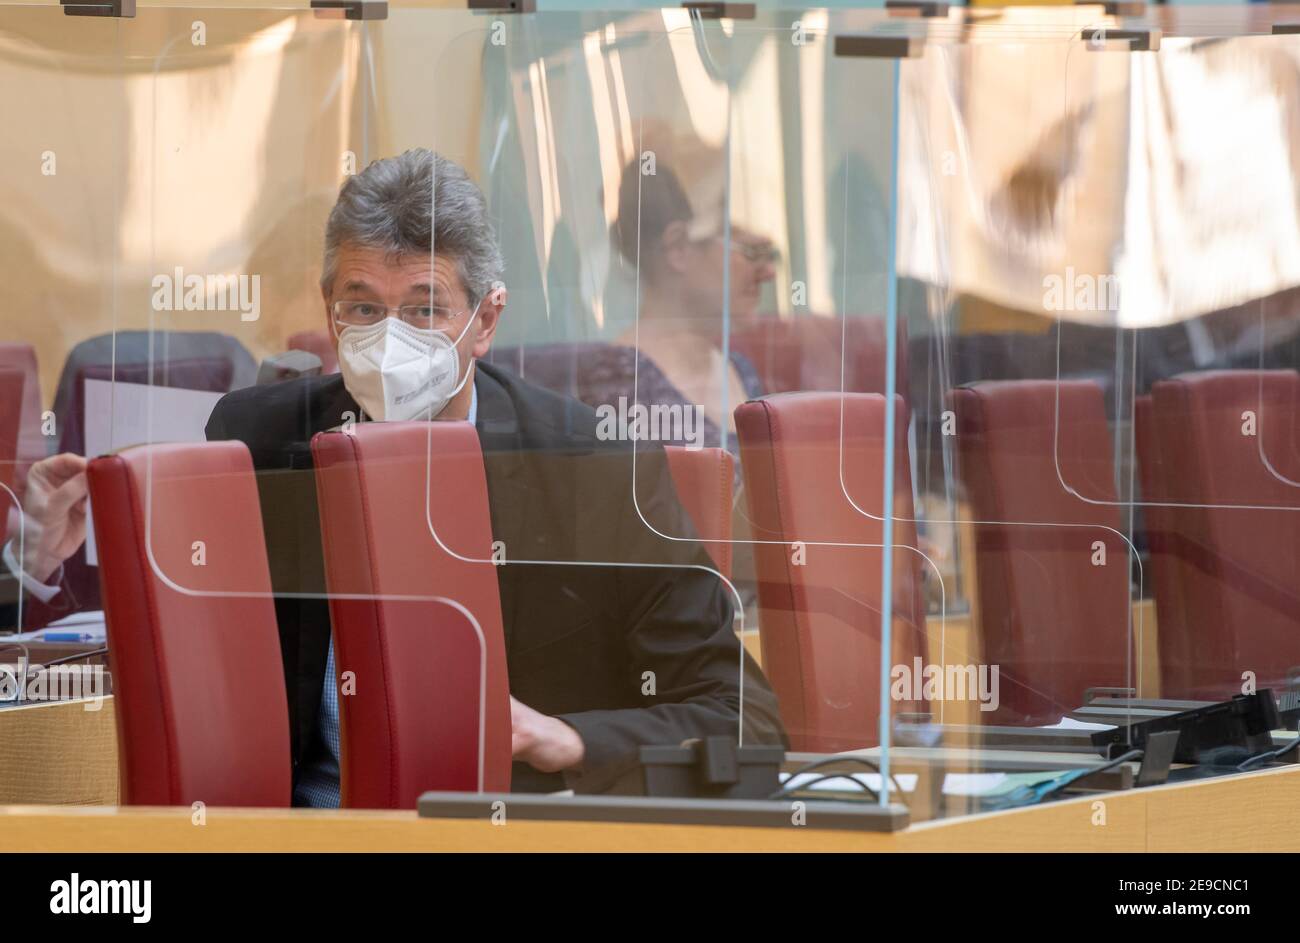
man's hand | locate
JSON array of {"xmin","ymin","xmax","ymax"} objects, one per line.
[
  {"xmin": 18, "ymin": 454, "xmax": 89, "ymax": 584},
  {"xmin": 510, "ymin": 695, "xmax": 585, "ymax": 773}
]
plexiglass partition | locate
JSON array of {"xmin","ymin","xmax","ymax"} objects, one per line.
[
  {"xmin": 3, "ymin": 1, "xmax": 1299, "ymax": 823},
  {"xmin": 0, "ymin": 3, "xmax": 128, "ymax": 638},
  {"xmin": 883, "ymin": 8, "xmax": 1300, "ymax": 817},
  {"xmin": 0, "ymin": 0, "xmax": 135, "ymax": 777}
]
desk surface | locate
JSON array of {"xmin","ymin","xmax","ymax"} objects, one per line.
[
  {"xmin": 0, "ymin": 763, "xmax": 1297, "ymax": 851},
  {"xmin": 0, "ymin": 690, "xmax": 1296, "ymax": 851}
]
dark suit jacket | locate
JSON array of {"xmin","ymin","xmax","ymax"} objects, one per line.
[{"xmin": 204, "ymin": 361, "xmax": 785, "ymax": 793}]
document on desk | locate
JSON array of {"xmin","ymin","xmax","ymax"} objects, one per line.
[
  {"xmin": 43, "ymin": 609, "xmax": 106, "ymax": 642},
  {"xmin": 83, "ymin": 379, "xmax": 225, "ymax": 566},
  {"xmin": 780, "ymin": 772, "xmax": 920, "ymax": 794},
  {"xmin": 940, "ymin": 772, "xmax": 1070, "ymax": 797},
  {"xmin": 776, "ymin": 771, "xmax": 1053, "ymax": 798},
  {"xmin": 4, "ymin": 609, "xmax": 106, "ymax": 642},
  {"xmin": 1042, "ymin": 716, "xmax": 1115, "ymax": 731}
]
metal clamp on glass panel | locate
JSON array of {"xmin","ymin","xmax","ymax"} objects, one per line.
[
  {"xmin": 1073, "ymin": 0, "xmax": 1145, "ymax": 16},
  {"xmin": 1083, "ymin": 27, "xmax": 1160, "ymax": 52},
  {"xmin": 885, "ymin": 1, "xmax": 950, "ymax": 18},
  {"xmin": 833, "ymin": 33, "xmax": 925, "ymax": 60},
  {"xmin": 574, "ymin": 739, "xmax": 784, "ymax": 799},
  {"xmin": 60, "ymin": 0, "xmax": 134, "ymax": 17},
  {"xmin": 682, "ymin": 2, "xmax": 756, "ymax": 20},
  {"xmin": 467, "ymin": 0, "xmax": 536, "ymax": 13},
  {"xmin": 310, "ymin": 0, "xmax": 388, "ymax": 21}
]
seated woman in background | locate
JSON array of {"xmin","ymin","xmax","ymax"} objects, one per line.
[
  {"xmin": 569, "ymin": 152, "xmax": 778, "ymax": 613},
  {"xmin": 586, "ymin": 154, "xmax": 777, "ymax": 457}
]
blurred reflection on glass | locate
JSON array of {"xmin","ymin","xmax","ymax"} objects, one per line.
[{"xmin": 609, "ymin": 136, "xmax": 776, "ymax": 454}]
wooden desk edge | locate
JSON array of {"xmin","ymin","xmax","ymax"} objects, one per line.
[{"xmin": 0, "ymin": 764, "xmax": 1297, "ymax": 852}]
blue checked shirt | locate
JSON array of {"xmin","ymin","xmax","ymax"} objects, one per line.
[{"xmin": 293, "ymin": 385, "xmax": 477, "ymax": 808}]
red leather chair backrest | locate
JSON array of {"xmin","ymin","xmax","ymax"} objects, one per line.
[
  {"xmin": 1133, "ymin": 394, "xmax": 1192, "ymax": 696},
  {"xmin": 0, "ymin": 344, "xmax": 43, "ymax": 499},
  {"xmin": 58, "ymin": 358, "xmax": 234, "ymax": 459},
  {"xmin": 663, "ymin": 445, "xmax": 733, "ymax": 580},
  {"xmin": 951, "ymin": 380, "xmax": 1132, "ymax": 724},
  {"xmin": 311, "ymin": 421, "xmax": 511, "ymax": 807},
  {"xmin": 0, "ymin": 369, "xmax": 24, "ymax": 547},
  {"xmin": 57, "ymin": 357, "xmax": 236, "ymax": 617},
  {"xmin": 1145, "ymin": 370, "xmax": 1300, "ymax": 698},
  {"xmin": 729, "ymin": 316, "xmax": 907, "ymax": 398},
  {"xmin": 287, "ymin": 330, "xmax": 339, "ymax": 374},
  {"xmin": 736, "ymin": 392, "xmax": 926, "ymax": 753},
  {"xmin": 87, "ymin": 442, "xmax": 290, "ymax": 806}
]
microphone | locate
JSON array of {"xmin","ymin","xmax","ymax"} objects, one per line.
[{"xmin": 258, "ymin": 350, "xmax": 322, "ymax": 385}]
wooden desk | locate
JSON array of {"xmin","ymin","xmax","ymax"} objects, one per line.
[
  {"xmin": 0, "ymin": 693, "xmax": 1296, "ymax": 850},
  {"xmin": 0, "ymin": 763, "xmax": 1297, "ymax": 851},
  {"xmin": 0, "ymin": 696, "xmax": 117, "ymax": 805}
]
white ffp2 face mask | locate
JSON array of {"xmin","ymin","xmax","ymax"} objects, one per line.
[{"xmin": 337, "ymin": 304, "xmax": 479, "ymax": 422}]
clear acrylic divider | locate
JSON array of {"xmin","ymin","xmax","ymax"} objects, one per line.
[
  {"xmin": 0, "ymin": 2, "xmax": 131, "ymax": 764},
  {"xmin": 1058, "ymin": 17, "xmax": 1300, "ymax": 746},
  {"xmin": 0, "ymin": 3, "xmax": 128, "ymax": 644},
  {"xmin": 137, "ymin": 3, "xmax": 502, "ymax": 804},
  {"xmin": 837, "ymin": 8, "xmax": 1145, "ymax": 819},
  {"xmin": 446, "ymin": 8, "xmax": 790, "ymax": 797},
  {"xmin": 9, "ymin": 0, "xmax": 1300, "ymax": 819}
]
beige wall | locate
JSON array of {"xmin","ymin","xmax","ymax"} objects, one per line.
[{"xmin": 1, "ymin": 1, "xmax": 483, "ymax": 407}]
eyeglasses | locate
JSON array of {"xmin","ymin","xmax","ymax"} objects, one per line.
[
  {"xmin": 694, "ymin": 233, "xmax": 780, "ymax": 265},
  {"xmin": 331, "ymin": 301, "xmax": 465, "ymax": 331},
  {"xmin": 732, "ymin": 241, "xmax": 780, "ymax": 265}
]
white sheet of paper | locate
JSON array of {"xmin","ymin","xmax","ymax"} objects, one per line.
[
  {"xmin": 1041, "ymin": 716, "xmax": 1116, "ymax": 731},
  {"xmin": 45, "ymin": 608, "xmax": 106, "ymax": 629},
  {"xmin": 4, "ymin": 609, "xmax": 106, "ymax": 642},
  {"xmin": 779, "ymin": 771, "xmax": 920, "ymax": 794},
  {"xmin": 83, "ymin": 379, "xmax": 225, "ymax": 566}
]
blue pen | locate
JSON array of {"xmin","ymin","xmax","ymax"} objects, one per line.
[{"xmin": 43, "ymin": 632, "xmax": 96, "ymax": 642}]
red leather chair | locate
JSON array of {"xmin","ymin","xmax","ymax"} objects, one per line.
[
  {"xmin": 951, "ymin": 380, "xmax": 1132, "ymax": 724},
  {"xmin": 287, "ymin": 330, "xmax": 339, "ymax": 374},
  {"xmin": 1133, "ymin": 395, "xmax": 1192, "ymax": 696},
  {"xmin": 663, "ymin": 445, "xmax": 733, "ymax": 580},
  {"xmin": 0, "ymin": 343, "xmax": 45, "ymax": 499},
  {"xmin": 0, "ymin": 369, "xmax": 24, "ymax": 547},
  {"xmin": 311, "ymin": 421, "xmax": 511, "ymax": 807},
  {"xmin": 56, "ymin": 356, "xmax": 237, "ymax": 617},
  {"xmin": 87, "ymin": 442, "xmax": 291, "ymax": 806},
  {"xmin": 736, "ymin": 392, "xmax": 927, "ymax": 752},
  {"xmin": 729, "ymin": 316, "xmax": 907, "ymax": 398},
  {"xmin": 1143, "ymin": 370, "xmax": 1300, "ymax": 699}
]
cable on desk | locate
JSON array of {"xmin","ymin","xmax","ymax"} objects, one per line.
[
  {"xmin": 1236, "ymin": 730, "xmax": 1300, "ymax": 771},
  {"xmin": 769, "ymin": 771, "xmax": 879, "ymax": 803},
  {"xmin": 772, "ymin": 755, "xmax": 909, "ymax": 805}
]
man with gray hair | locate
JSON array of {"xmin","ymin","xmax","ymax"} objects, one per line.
[{"xmin": 200, "ymin": 149, "xmax": 785, "ymax": 803}]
